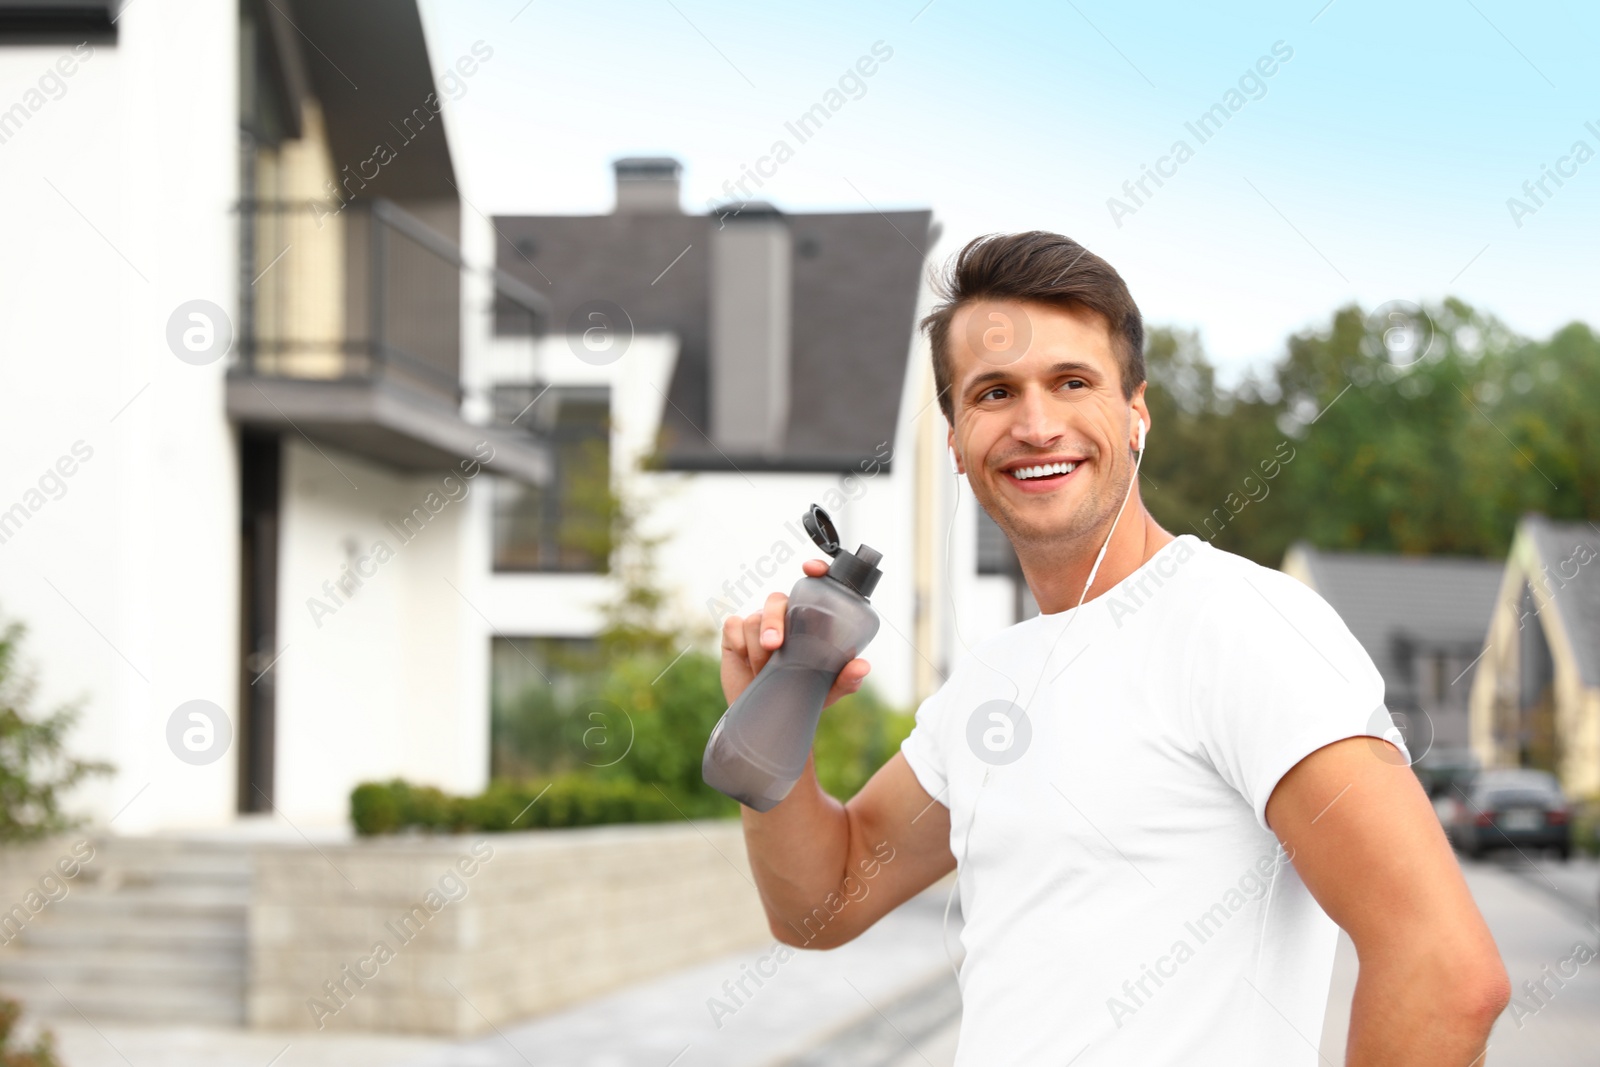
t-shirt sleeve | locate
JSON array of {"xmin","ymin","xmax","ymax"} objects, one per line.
[
  {"xmin": 899, "ymin": 685, "xmax": 950, "ymax": 804},
  {"xmin": 1187, "ymin": 565, "xmax": 1408, "ymax": 834}
]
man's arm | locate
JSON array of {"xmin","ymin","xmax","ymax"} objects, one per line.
[
  {"xmin": 1265, "ymin": 736, "xmax": 1511, "ymax": 1066},
  {"xmin": 722, "ymin": 560, "xmax": 956, "ymax": 950}
]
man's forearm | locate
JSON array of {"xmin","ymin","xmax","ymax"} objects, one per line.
[
  {"xmin": 740, "ymin": 750, "xmax": 854, "ymax": 947},
  {"xmin": 1345, "ymin": 947, "xmax": 1507, "ymax": 1065}
]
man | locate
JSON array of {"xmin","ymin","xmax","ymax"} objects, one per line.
[{"xmin": 721, "ymin": 231, "xmax": 1510, "ymax": 1064}]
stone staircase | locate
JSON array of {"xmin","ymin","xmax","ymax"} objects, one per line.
[{"xmin": 0, "ymin": 837, "xmax": 252, "ymax": 1025}]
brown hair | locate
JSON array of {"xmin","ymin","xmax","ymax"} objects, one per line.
[{"xmin": 920, "ymin": 231, "xmax": 1145, "ymax": 426}]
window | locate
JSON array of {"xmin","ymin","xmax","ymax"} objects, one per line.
[
  {"xmin": 489, "ymin": 636, "xmax": 603, "ymax": 779},
  {"xmin": 976, "ymin": 505, "xmax": 1018, "ymax": 575},
  {"xmin": 492, "ymin": 384, "xmax": 613, "ymax": 572}
]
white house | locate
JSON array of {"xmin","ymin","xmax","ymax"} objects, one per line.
[{"xmin": 0, "ymin": 2, "xmax": 1022, "ymax": 838}]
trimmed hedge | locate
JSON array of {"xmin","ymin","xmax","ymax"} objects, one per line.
[{"xmin": 350, "ymin": 774, "xmax": 732, "ymax": 836}]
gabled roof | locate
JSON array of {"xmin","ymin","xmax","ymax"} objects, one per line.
[
  {"xmin": 490, "ymin": 206, "xmax": 933, "ymax": 473},
  {"xmin": 1285, "ymin": 543, "xmax": 1503, "ymax": 685},
  {"xmin": 1521, "ymin": 515, "xmax": 1600, "ymax": 686}
]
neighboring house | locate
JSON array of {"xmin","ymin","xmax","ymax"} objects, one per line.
[
  {"xmin": 485, "ymin": 160, "xmax": 960, "ymax": 716},
  {"xmin": 0, "ymin": 0, "xmax": 549, "ymax": 830},
  {"xmin": 1282, "ymin": 543, "xmax": 1504, "ymax": 762},
  {"xmin": 1469, "ymin": 515, "xmax": 1600, "ymax": 797}
]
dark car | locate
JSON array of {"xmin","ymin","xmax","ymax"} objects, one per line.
[{"xmin": 1447, "ymin": 768, "xmax": 1571, "ymax": 861}]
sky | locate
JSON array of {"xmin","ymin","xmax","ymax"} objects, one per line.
[{"xmin": 418, "ymin": 0, "xmax": 1600, "ymax": 383}]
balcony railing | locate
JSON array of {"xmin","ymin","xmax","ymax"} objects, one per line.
[{"xmin": 237, "ymin": 197, "xmax": 466, "ymax": 401}]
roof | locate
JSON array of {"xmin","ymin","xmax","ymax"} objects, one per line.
[
  {"xmin": 286, "ymin": 0, "xmax": 457, "ymax": 201},
  {"xmin": 1286, "ymin": 544, "xmax": 1504, "ymax": 688},
  {"xmin": 490, "ymin": 206, "xmax": 933, "ymax": 473},
  {"xmin": 1521, "ymin": 515, "xmax": 1600, "ymax": 686}
]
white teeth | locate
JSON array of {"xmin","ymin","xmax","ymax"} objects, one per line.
[{"xmin": 1010, "ymin": 461, "xmax": 1077, "ymax": 480}]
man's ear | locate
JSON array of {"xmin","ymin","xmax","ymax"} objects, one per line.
[
  {"xmin": 946, "ymin": 425, "xmax": 962, "ymax": 474},
  {"xmin": 1129, "ymin": 383, "xmax": 1151, "ymax": 450}
]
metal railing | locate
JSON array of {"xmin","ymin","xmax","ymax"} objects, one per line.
[{"xmin": 236, "ymin": 197, "xmax": 466, "ymax": 401}]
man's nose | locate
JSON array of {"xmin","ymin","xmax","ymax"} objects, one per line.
[{"xmin": 1010, "ymin": 384, "xmax": 1066, "ymax": 444}]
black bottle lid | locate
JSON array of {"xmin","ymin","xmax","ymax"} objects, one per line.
[{"xmin": 802, "ymin": 504, "xmax": 883, "ymax": 600}]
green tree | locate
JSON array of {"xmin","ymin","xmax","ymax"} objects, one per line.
[
  {"xmin": 0, "ymin": 618, "xmax": 113, "ymax": 843},
  {"xmin": 1142, "ymin": 301, "xmax": 1600, "ymax": 564}
]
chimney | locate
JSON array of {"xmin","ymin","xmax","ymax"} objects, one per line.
[
  {"xmin": 709, "ymin": 202, "xmax": 791, "ymax": 455},
  {"xmin": 613, "ymin": 157, "xmax": 682, "ymax": 214}
]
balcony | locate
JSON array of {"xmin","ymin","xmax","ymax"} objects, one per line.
[{"xmin": 226, "ymin": 197, "xmax": 551, "ymax": 484}]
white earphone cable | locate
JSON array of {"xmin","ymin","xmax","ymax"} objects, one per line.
[{"xmin": 938, "ymin": 423, "xmax": 1146, "ymax": 982}]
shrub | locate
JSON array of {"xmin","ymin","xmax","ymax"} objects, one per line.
[
  {"xmin": 1573, "ymin": 793, "xmax": 1600, "ymax": 857},
  {"xmin": 351, "ymin": 774, "xmax": 715, "ymax": 836},
  {"xmin": 0, "ymin": 618, "xmax": 114, "ymax": 843},
  {"xmin": 0, "ymin": 995, "xmax": 61, "ymax": 1067}
]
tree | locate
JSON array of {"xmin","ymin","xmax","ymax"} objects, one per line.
[
  {"xmin": 1141, "ymin": 301, "xmax": 1600, "ymax": 564},
  {"xmin": 0, "ymin": 618, "xmax": 113, "ymax": 843}
]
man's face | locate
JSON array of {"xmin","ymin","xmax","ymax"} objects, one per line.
[{"xmin": 946, "ymin": 298, "xmax": 1148, "ymax": 552}]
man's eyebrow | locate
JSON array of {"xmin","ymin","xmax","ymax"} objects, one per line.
[{"xmin": 961, "ymin": 360, "xmax": 1101, "ymax": 392}]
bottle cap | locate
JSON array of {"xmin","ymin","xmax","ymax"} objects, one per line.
[{"xmin": 802, "ymin": 504, "xmax": 883, "ymax": 600}]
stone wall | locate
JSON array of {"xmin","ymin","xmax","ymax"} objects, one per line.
[{"xmin": 248, "ymin": 819, "xmax": 772, "ymax": 1035}]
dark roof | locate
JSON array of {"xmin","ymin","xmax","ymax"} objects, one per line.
[
  {"xmin": 1522, "ymin": 516, "xmax": 1600, "ymax": 686},
  {"xmin": 490, "ymin": 206, "xmax": 933, "ymax": 473},
  {"xmin": 1289, "ymin": 544, "xmax": 1504, "ymax": 689},
  {"xmin": 286, "ymin": 0, "xmax": 457, "ymax": 202}
]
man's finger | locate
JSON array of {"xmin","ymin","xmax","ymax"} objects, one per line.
[
  {"xmin": 825, "ymin": 658, "xmax": 871, "ymax": 706},
  {"xmin": 721, "ymin": 612, "xmax": 747, "ymax": 657},
  {"xmin": 760, "ymin": 591, "xmax": 787, "ymax": 650},
  {"xmin": 743, "ymin": 610, "xmax": 767, "ymax": 671}
]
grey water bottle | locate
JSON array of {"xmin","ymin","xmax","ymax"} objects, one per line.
[{"xmin": 702, "ymin": 504, "xmax": 884, "ymax": 812}]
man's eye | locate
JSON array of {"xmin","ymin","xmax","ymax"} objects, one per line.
[
  {"xmin": 1062, "ymin": 379, "xmax": 1087, "ymax": 390},
  {"xmin": 980, "ymin": 387, "xmax": 1007, "ymax": 401}
]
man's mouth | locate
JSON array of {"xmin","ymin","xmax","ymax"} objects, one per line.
[{"xmin": 1002, "ymin": 459, "xmax": 1082, "ymax": 491}]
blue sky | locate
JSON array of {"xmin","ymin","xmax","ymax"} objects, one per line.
[{"xmin": 419, "ymin": 0, "xmax": 1600, "ymax": 381}]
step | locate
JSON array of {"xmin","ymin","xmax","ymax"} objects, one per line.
[
  {"xmin": 19, "ymin": 917, "xmax": 246, "ymax": 951},
  {"xmin": 40, "ymin": 889, "xmax": 248, "ymax": 923},
  {"xmin": 0, "ymin": 976, "xmax": 244, "ymax": 1025},
  {"xmin": 0, "ymin": 946, "xmax": 243, "ymax": 985}
]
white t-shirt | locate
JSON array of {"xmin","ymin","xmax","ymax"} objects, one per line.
[{"xmin": 899, "ymin": 534, "xmax": 1405, "ymax": 1065}]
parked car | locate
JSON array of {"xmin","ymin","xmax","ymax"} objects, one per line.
[
  {"xmin": 1416, "ymin": 747, "xmax": 1480, "ymax": 828},
  {"xmin": 1445, "ymin": 768, "xmax": 1571, "ymax": 861}
]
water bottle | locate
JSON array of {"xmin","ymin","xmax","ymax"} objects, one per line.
[{"xmin": 702, "ymin": 504, "xmax": 884, "ymax": 812}]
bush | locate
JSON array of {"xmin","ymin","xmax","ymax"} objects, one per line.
[
  {"xmin": 0, "ymin": 618, "xmax": 114, "ymax": 843},
  {"xmin": 0, "ymin": 995, "xmax": 61, "ymax": 1067},
  {"xmin": 1572, "ymin": 794, "xmax": 1600, "ymax": 857},
  {"xmin": 350, "ymin": 774, "xmax": 714, "ymax": 836}
]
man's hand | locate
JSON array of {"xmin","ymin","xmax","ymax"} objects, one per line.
[
  {"xmin": 720, "ymin": 558, "xmax": 873, "ymax": 707},
  {"xmin": 720, "ymin": 562, "xmax": 954, "ymax": 951},
  {"xmin": 1266, "ymin": 736, "xmax": 1511, "ymax": 1065}
]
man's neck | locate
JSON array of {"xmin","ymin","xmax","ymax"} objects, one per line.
[{"xmin": 1018, "ymin": 505, "xmax": 1176, "ymax": 615}]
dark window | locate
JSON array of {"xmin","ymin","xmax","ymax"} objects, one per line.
[
  {"xmin": 489, "ymin": 635, "xmax": 604, "ymax": 779},
  {"xmin": 975, "ymin": 505, "xmax": 1016, "ymax": 575},
  {"xmin": 1517, "ymin": 582, "xmax": 1554, "ymax": 710},
  {"xmin": 0, "ymin": 3, "xmax": 117, "ymax": 44},
  {"xmin": 492, "ymin": 384, "xmax": 612, "ymax": 573}
]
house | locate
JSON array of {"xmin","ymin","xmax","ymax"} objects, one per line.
[
  {"xmin": 484, "ymin": 159, "xmax": 958, "ymax": 718},
  {"xmin": 1281, "ymin": 543, "xmax": 1504, "ymax": 764},
  {"xmin": 0, "ymin": 0, "xmax": 549, "ymax": 832},
  {"xmin": 1469, "ymin": 514, "xmax": 1600, "ymax": 796}
]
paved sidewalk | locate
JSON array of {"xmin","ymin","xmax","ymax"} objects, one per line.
[{"xmin": 31, "ymin": 877, "xmax": 962, "ymax": 1067}]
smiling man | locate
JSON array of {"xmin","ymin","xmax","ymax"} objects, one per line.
[{"xmin": 721, "ymin": 231, "xmax": 1509, "ymax": 1065}]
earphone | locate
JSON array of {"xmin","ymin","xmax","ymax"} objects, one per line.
[{"xmin": 938, "ymin": 413, "xmax": 1147, "ymax": 982}]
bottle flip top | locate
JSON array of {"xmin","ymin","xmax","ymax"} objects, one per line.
[{"xmin": 702, "ymin": 504, "xmax": 884, "ymax": 811}]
